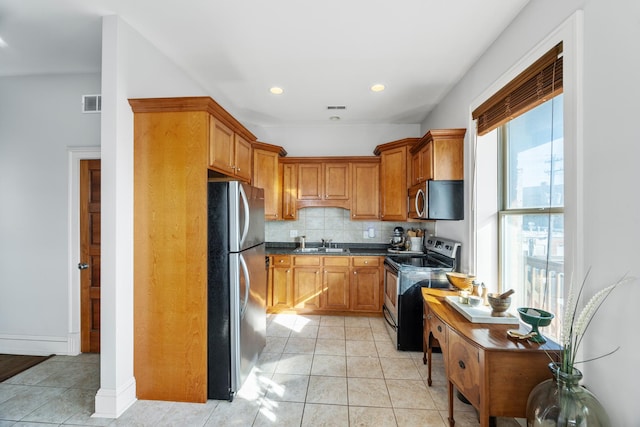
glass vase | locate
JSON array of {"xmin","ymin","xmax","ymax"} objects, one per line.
[{"xmin": 526, "ymin": 362, "xmax": 611, "ymax": 427}]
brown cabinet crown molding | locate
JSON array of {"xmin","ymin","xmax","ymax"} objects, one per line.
[
  {"xmin": 373, "ymin": 137, "xmax": 419, "ymax": 156},
  {"xmin": 253, "ymin": 140, "xmax": 288, "ymax": 157},
  {"xmin": 409, "ymin": 128, "xmax": 466, "ymax": 155},
  {"xmin": 128, "ymin": 96, "xmax": 257, "ymax": 143},
  {"xmin": 280, "ymin": 156, "xmax": 379, "ymax": 164}
]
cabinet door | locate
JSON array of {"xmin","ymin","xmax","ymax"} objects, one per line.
[
  {"xmin": 448, "ymin": 330, "xmax": 481, "ymax": 407},
  {"xmin": 297, "ymin": 163, "xmax": 323, "ymax": 200},
  {"xmin": 433, "ymin": 139, "xmax": 463, "ymax": 180},
  {"xmin": 351, "ymin": 162, "xmax": 380, "ymax": 220},
  {"xmin": 411, "ymin": 151, "xmax": 422, "ymax": 185},
  {"xmin": 293, "ymin": 267, "xmax": 321, "ymax": 310},
  {"xmin": 209, "ymin": 118, "xmax": 235, "ymax": 174},
  {"xmin": 380, "ymin": 146, "xmax": 408, "ymax": 221},
  {"xmin": 421, "ymin": 143, "xmax": 433, "ymax": 181},
  {"xmin": 234, "ymin": 134, "xmax": 252, "ymax": 181},
  {"xmin": 324, "ymin": 163, "xmax": 349, "ymax": 200},
  {"xmin": 253, "ymin": 149, "xmax": 281, "ymax": 220},
  {"xmin": 282, "ymin": 163, "xmax": 297, "ymax": 220},
  {"xmin": 322, "ymin": 257, "xmax": 350, "ymax": 310},
  {"xmin": 272, "ymin": 267, "xmax": 293, "ymax": 308},
  {"xmin": 350, "ymin": 266, "xmax": 381, "ymax": 312}
]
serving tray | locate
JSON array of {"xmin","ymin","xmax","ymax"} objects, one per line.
[{"xmin": 445, "ymin": 296, "xmax": 519, "ymax": 324}]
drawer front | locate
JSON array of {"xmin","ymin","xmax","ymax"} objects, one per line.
[
  {"xmin": 429, "ymin": 312, "xmax": 447, "ymax": 346},
  {"xmin": 293, "ymin": 256, "xmax": 321, "ymax": 266},
  {"xmin": 448, "ymin": 331, "xmax": 481, "ymax": 407},
  {"xmin": 272, "ymin": 255, "xmax": 291, "ymax": 267},
  {"xmin": 323, "ymin": 256, "xmax": 350, "ymax": 267},
  {"xmin": 352, "ymin": 256, "xmax": 381, "ymax": 267}
]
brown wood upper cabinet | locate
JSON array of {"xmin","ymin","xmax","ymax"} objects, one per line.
[
  {"xmin": 209, "ymin": 117, "xmax": 252, "ymax": 181},
  {"xmin": 252, "ymin": 141, "xmax": 287, "ymax": 220},
  {"xmin": 351, "ymin": 162, "xmax": 380, "ymax": 220},
  {"xmin": 410, "ymin": 129, "xmax": 466, "ymax": 184},
  {"xmin": 297, "ymin": 161, "xmax": 350, "ymax": 207},
  {"xmin": 280, "ymin": 157, "xmax": 380, "ymax": 217},
  {"xmin": 374, "ymin": 138, "xmax": 418, "ymax": 221}
]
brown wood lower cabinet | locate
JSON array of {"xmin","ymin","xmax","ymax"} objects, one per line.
[
  {"xmin": 422, "ymin": 289, "xmax": 561, "ymax": 427},
  {"xmin": 267, "ymin": 254, "xmax": 383, "ymax": 314}
]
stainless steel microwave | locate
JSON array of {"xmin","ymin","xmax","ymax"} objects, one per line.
[{"xmin": 407, "ymin": 180, "xmax": 464, "ymax": 220}]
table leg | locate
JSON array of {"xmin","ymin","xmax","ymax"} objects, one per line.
[{"xmin": 448, "ymin": 381, "xmax": 455, "ymax": 426}]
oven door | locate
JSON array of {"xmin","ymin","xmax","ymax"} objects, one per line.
[
  {"xmin": 383, "ymin": 262, "xmax": 399, "ymax": 346},
  {"xmin": 408, "ymin": 183, "xmax": 427, "ymax": 219}
]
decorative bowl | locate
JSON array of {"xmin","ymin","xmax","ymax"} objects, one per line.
[
  {"xmin": 487, "ymin": 294, "xmax": 511, "ymax": 316},
  {"xmin": 517, "ymin": 307, "xmax": 555, "ymax": 343},
  {"xmin": 446, "ymin": 272, "xmax": 476, "ymax": 292}
]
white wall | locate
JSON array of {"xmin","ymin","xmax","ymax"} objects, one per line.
[
  {"xmin": 0, "ymin": 74, "xmax": 101, "ymax": 354},
  {"xmin": 96, "ymin": 15, "xmax": 208, "ymax": 417},
  {"xmin": 257, "ymin": 123, "xmax": 420, "ymax": 156},
  {"xmin": 420, "ymin": 0, "xmax": 640, "ymax": 424}
]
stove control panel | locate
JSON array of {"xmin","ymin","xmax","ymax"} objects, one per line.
[{"xmin": 425, "ymin": 237, "xmax": 461, "ymax": 259}]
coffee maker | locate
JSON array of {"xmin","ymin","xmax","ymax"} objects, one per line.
[{"xmin": 390, "ymin": 226, "xmax": 406, "ymax": 250}]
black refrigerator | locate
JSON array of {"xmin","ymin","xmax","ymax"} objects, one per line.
[{"xmin": 207, "ymin": 181, "xmax": 267, "ymax": 401}]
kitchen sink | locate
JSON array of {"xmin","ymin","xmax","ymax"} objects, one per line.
[{"xmin": 293, "ymin": 247, "xmax": 350, "ymax": 253}]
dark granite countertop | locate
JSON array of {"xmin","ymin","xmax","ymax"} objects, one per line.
[{"xmin": 265, "ymin": 242, "xmax": 391, "ymax": 256}]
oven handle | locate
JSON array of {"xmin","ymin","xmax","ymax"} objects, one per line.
[{"xmin": 382, "ymin": 305, "xmax": 397, "ymax": 331}]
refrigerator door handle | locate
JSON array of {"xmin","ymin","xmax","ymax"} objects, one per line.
[
  {"xmin": 238, "ymin": 184, "xmax": 251, "ymax": 246},
  {"xmin": 239, "ymin": 254, "xmax": 250, "ymax": 319}
]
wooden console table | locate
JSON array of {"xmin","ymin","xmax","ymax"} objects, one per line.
[{"xmin": 422, "ymin": 289, "xmax": 560, "ymax": 427}]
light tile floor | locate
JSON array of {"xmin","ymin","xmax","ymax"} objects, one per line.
[{"xmin": 0, "ymin": 314, "xmax": 523, "ymax": 426}]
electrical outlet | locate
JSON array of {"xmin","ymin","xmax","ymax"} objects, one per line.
[
  {"xmin": 289, "ymin": 230, "xmax": 298, "ymax": 238},
  {"xmin": 363, "ymin": 230, "xmax": 369, "ymax": 239}
]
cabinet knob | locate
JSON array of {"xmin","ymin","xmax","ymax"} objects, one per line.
[
  {"xmin": 364, "ymin": 261, "xmax": 368, "ymax": 264},
  {"xmin": 437, "ymin": 325, "xmax": 442, "ymax": 333},
  {"xmin": 458, "ymin": 360, "xmax": 466, "ymax": 370},
  {"xmin": 279, "ymin": 259, "xmax": 284, "ymax": 263},
  {"xmin": 353, "ymin": 271, "xmax": 357, "ymax": 275}
]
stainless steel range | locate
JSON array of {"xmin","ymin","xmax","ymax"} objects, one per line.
[{"xmin": 383, "ymin": 236, "xmax": 461, "ymax": 351}]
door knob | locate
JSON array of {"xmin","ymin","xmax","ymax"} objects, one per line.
[{"xmin": 78, "ymin": 263, "xmax": 89, "ymax": 270}]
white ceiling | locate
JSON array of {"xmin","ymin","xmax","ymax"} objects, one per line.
[{"xmin": 0, "ymin": 0, "xmax": 529, "ymax": 126}]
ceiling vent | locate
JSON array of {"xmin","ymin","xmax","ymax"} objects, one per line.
[
  {"xmin": 82, "ymin": 95, "xmax": 102, "ymax": 113},
  {"xmin": 326, "ymin": 105, "xmax": 346, "ymax": 110}
]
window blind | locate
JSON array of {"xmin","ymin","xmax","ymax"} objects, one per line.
[{"xmin": 472, "ymin": 42, "xmax": 563, "ymax": 136}]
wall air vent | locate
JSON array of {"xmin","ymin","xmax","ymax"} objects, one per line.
[
  {"xmin": 82, "ymin": 95, "xmax": 102, "ymax": 113},
  {"xmin": 326, "ymin": 105, "xmax": 346, "ymax": 110}
]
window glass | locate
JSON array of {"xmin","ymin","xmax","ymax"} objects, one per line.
[{"xmin": 500, "ymin": 94, "xmax": 564, "ymax": 343}]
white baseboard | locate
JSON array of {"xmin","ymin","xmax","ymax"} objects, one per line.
[
  {"xmin": 93, "ymin": 376, "xmax": 137, "ymax": 419},
  {"xmin": 0, "ymin": 333, "xmax": 78, "ymax": 355}
]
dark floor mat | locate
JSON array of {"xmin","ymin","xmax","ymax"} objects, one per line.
[{"xmin": 0, "ymin": 353, "xmax": 53, "ymax": 382}]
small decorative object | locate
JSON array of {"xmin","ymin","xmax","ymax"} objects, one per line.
[
  {"xmin": 487, "ymin": 293, "xmax": 511, "ymax": 316},
  {"xmin": 517, "ymin": 307, "xmax": 554, "ymax": 344},
  {"xmin": 468, "ymin": 295, "xmax": 482, "ymax": 307},
  {"xmin": 526, "ymin": 272, "xmax": 635, "ymax": 427},
  {"xmin": 458, "ymin": 290, "xmax": 470, "ymax": 304}
]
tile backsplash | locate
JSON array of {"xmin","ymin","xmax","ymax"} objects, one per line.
[{"xmin": 265, "ymin": 207, "xmax": 435, "ymax": 245}]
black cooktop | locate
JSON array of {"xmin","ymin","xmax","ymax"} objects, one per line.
[{"xmin": 385, "ymin": 254, "xmax": 450, "ymax": 269}]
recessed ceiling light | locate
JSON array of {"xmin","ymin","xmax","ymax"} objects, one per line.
[
  {"xmin": 370, "ymin": 84, "xmax": 385, "ymax": 92},
  {"xmin": 269, "ymin": 86, "xmax": 284, "ymax": 95},
  {"xmin": 329, "ymin": 116, "xmax": 341, "ymax": 121}
]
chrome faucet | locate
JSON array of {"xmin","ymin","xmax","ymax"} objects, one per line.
[
  {"xmin": 299, "ymin": 235, "xmax": 306, "ymax": 249},
  {"xmin": 321, "ymin": 238, "xmax": 333, "ymax": 248}
]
